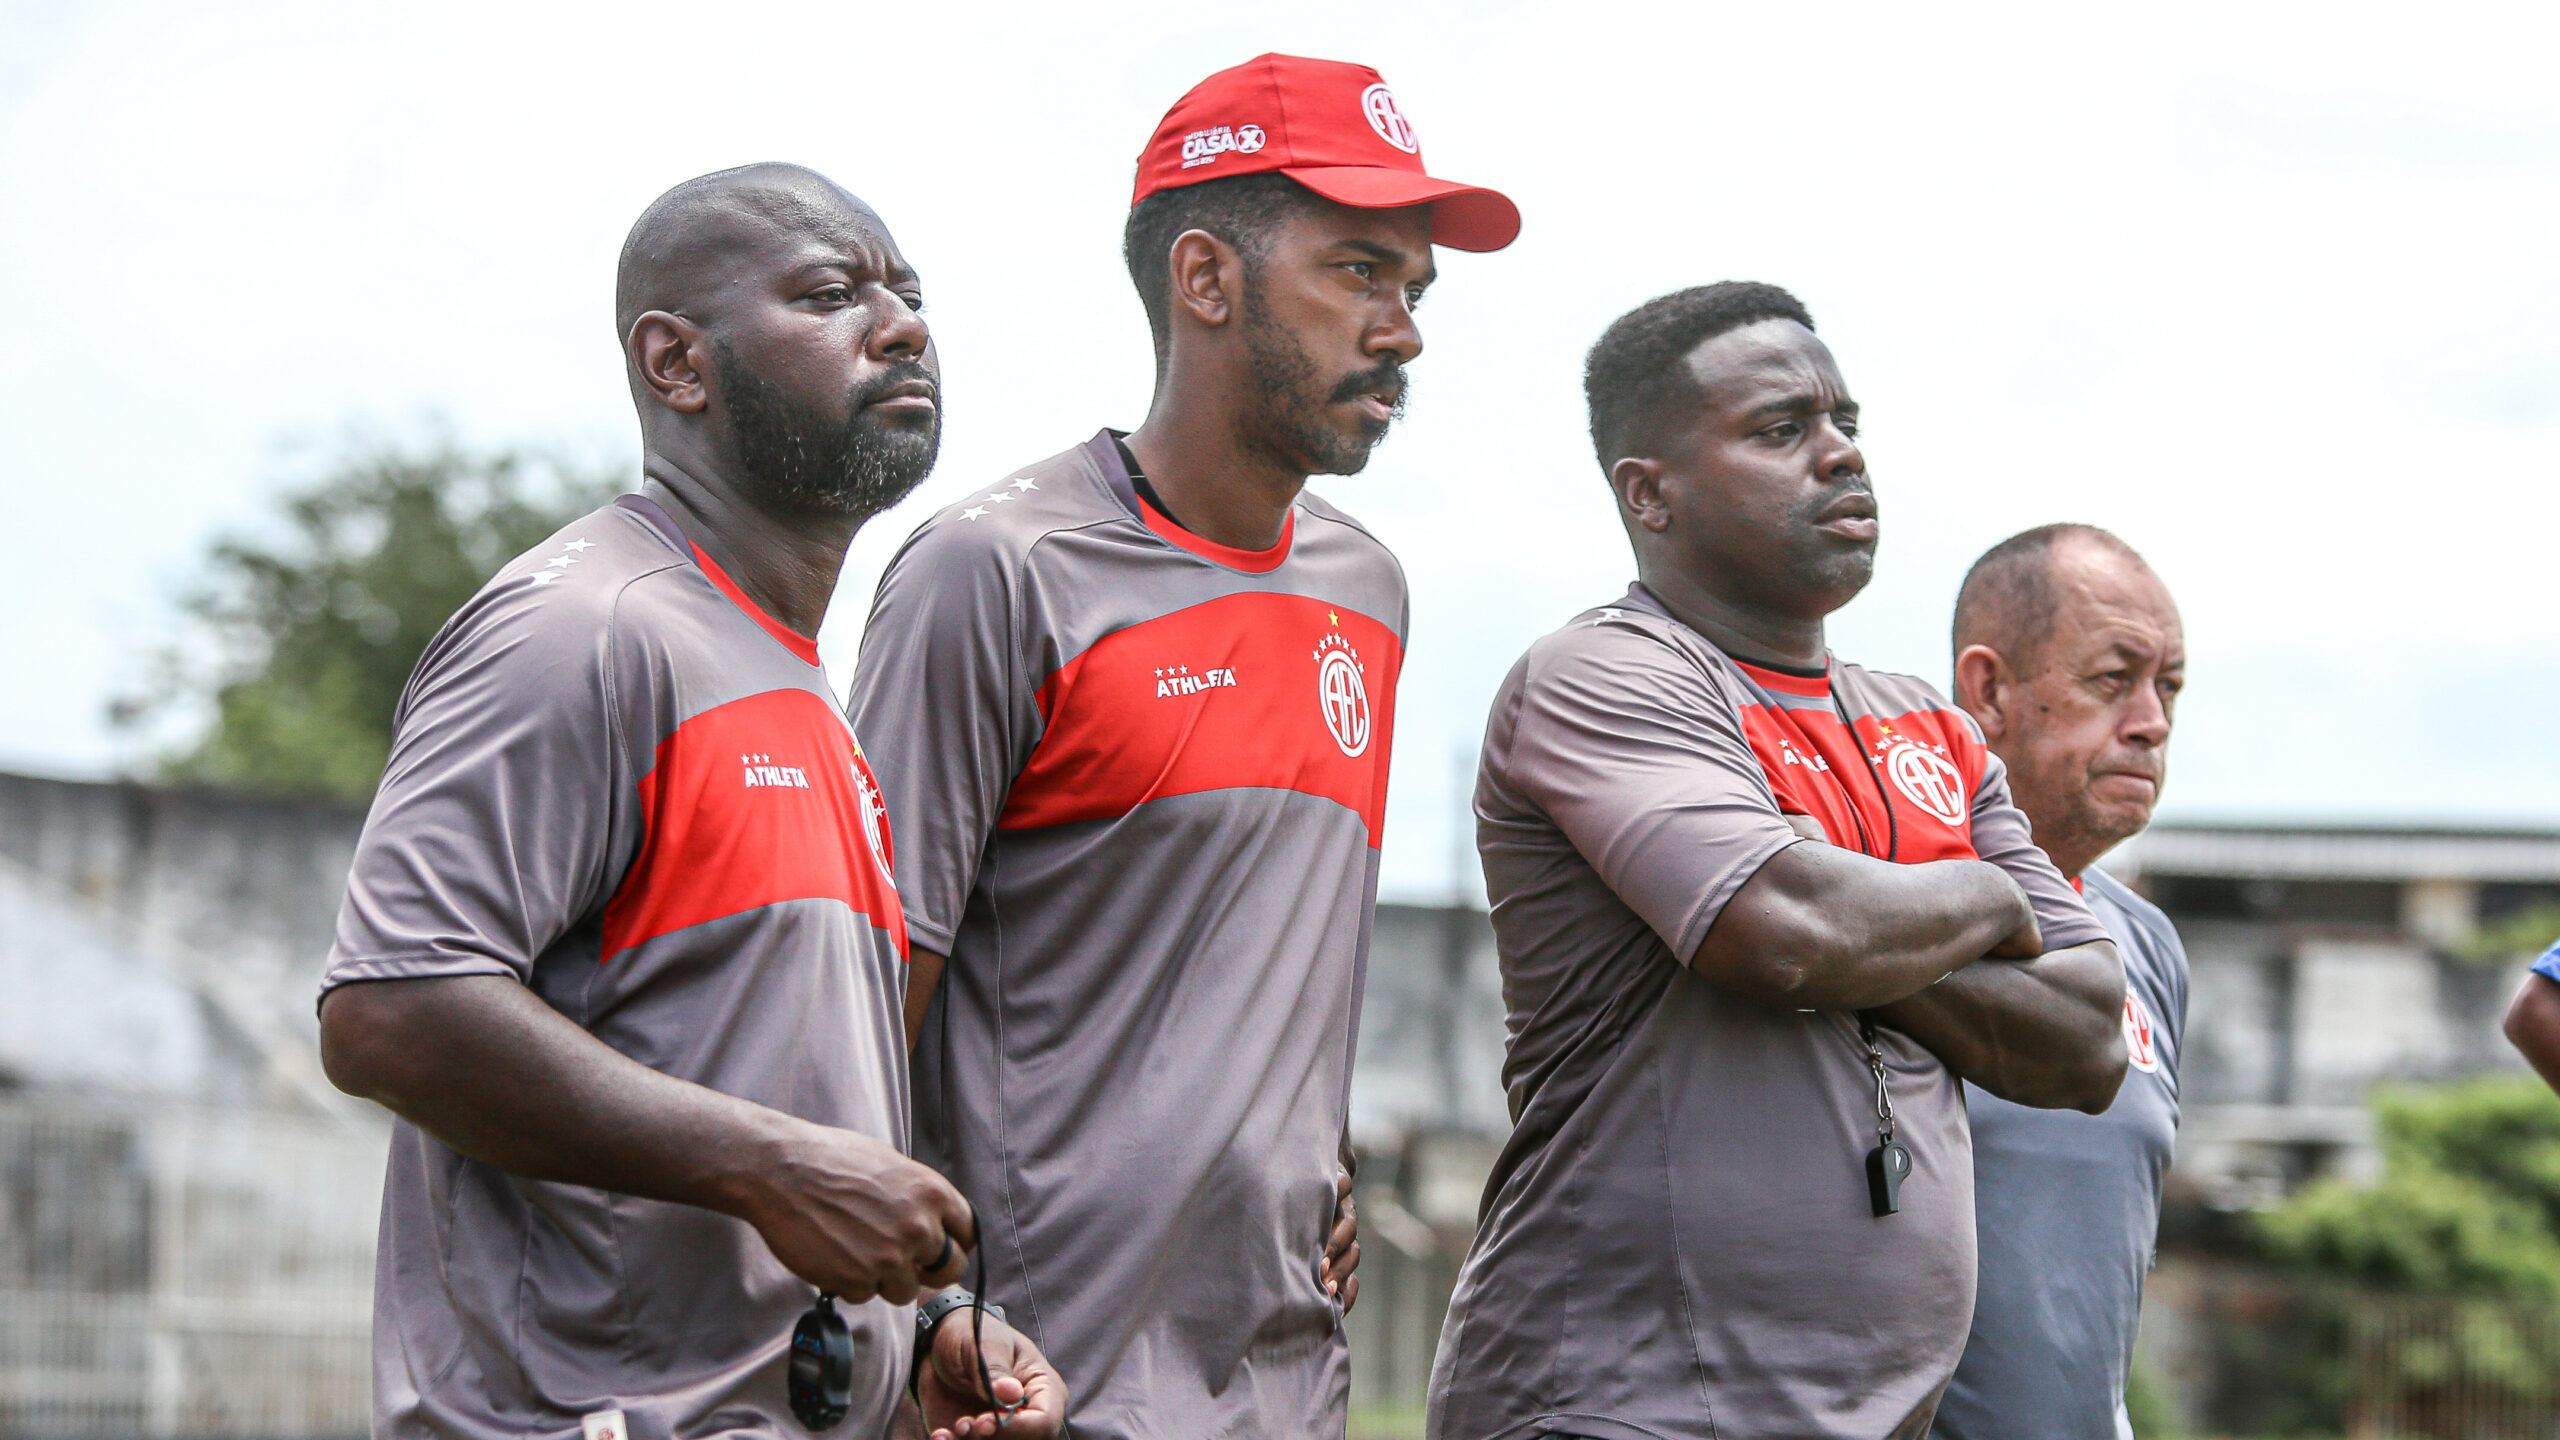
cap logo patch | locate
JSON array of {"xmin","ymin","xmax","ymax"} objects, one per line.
[
  {"xmin": 1360, "ymin": 83, "xmax": 1419, "ymax": 153},
  {"xmin": 1181, "ymin": 123, "xmax": 1266, "ymax": 169}
]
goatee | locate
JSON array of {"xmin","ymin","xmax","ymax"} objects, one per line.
[{"xmin": 715, "ymin": 342, "xmax": 942, "ymax": 520}]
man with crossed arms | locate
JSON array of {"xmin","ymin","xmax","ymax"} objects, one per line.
[
  {"xmin": 850, "ymin": 54, "xmax": 1517, "ymax": 1440},
  {"xmin": 1428, "ymin": 282, "xmax": 2126, "ymax": 1440}
]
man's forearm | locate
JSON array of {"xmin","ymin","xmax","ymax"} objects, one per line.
[
  {"xmin": 1695, "ymin": 840, "xmax": 2038, "ymax": 1011},
  {"xmin": 1871, "ymin": 938, "xmax": 2127, "ymax": 1112},
  {"xmin": 320, "ymin": 974, "xmax": 797, "ymax": 1220}
]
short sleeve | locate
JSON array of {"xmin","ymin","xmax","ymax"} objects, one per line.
[
  {"xmin": 1963, "ymin": 749, "xmax": 2110, "ymax": 952},
  {"xmin": 1496, "ymin": 625, "xmax": 1801, "ymax": 961},
  {"xmin": 845, "ymin": 517, "xmax": 1037, "ymax": 956},
  {"xmin": 319, "ymin": 580, "xmax": 629, "ymax": 997},
  {"xmin": 2532, "ymin": 941, "xmax": 2560, "ymax": 985}
]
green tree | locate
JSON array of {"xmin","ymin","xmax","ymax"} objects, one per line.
[
  {"xmin": 2259, "ymin": 1075, "xmax": 2560, "ymax": 1303},
  {"xmin": 119, "ymin": 438, "xmax": 623, "ymax": 803},
  {"xmin": 2253, "ymin": 1076, "xmax": 2560, "ymax": 1431}
]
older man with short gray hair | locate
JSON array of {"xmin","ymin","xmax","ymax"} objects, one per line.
[{"xmin": 1934, "ymin": 522, "xmax": 2191, "ymax": 1440}]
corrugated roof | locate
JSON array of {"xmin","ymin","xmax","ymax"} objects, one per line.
[{"xmin": 2108, "ymin": 824, "xmax": 2560, "ymax": 882}]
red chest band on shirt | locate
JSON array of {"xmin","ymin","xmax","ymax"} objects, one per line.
[
  {"xmin": 602, "ymin": 688, "xmax": 907, "ymax": 961},
  {"xmin": 1000, "ymin": 591, "xmax": 1400, "ymax": 843}
]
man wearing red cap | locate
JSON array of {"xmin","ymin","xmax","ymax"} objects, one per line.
[{"xmin": 846, "ymin": 54, "xmax": 1517, "ymax": 1440}]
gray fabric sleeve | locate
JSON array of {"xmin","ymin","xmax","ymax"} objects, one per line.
[
  {"xmin": 845, "ymin": 519, "xmax": 1034, "ymax": 956},
  {"xmin": 320, "ymin": 580, "xmax": 628, "ymax": 995},
  {"xmin": 1506, "ymin": 627, "xmax": 1801, "ymax": 961},
  {"xmin": 1964, "ymin": 747, "xmax": 2110, "ymax": 952}
]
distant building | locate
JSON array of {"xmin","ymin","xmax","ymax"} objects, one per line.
[
  {"xmin": 0, "ymin": 772, "xmax": 377, "ymax": 1439},
  {"xmin": 2117, "ymin": 823, "xmax": 2560, "ymax": 1206}
]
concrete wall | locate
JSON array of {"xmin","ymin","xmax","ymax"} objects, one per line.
[{"xmin": 0, "ymin": 772, "xmax": 363, "ymax": 1044}]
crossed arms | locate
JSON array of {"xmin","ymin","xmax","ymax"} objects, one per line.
[{"xmin": 1697, "ymin": 825, "xmax": 2129, "ymax": 1113}]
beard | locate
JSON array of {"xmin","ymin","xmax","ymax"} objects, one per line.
[
  {"xmin": 714, "ymin": 341, "xmax": 942, "ymax": 520},
  {"xmin": 1236, "ymin": 289, "xmax": 1410, "ymax": 477}
]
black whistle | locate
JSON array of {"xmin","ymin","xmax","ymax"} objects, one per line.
[
  {"xmin": 789, "ymin": 1291, "xmax": 856, "ymax": 1429},
  {"xmin": 1867, "ymin": 1141, "xmax": 1912, "ymax": 1217}
]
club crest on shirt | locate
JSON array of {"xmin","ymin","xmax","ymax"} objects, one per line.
[
  {"xmin": 2124, "ymin": 987, "xmax": 2160, "ymax": 1074},
  {"xmin": 1313, "ymin": 626, "xmax": 1371, "ymax": 758},
  {"xmin": 850, "ymin": 766, "xmax": 893, "ymax": 881},
  {"xmin": 1882, "ymin": 736, "xmax": 1967, "ymax": 827}
]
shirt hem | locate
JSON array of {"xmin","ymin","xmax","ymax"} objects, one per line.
[
  {"xmin": 316, "ymin": 954, "xmax": 521, "ymax": 1007},
  {"xmin": 1670, "ymin": 831, "xmax": 1806, "ymax": 960}
]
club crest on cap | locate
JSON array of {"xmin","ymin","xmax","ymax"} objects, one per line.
[{"xmin": 1361, "ymin": 83, "xmax": 1419, "ymax": 153}]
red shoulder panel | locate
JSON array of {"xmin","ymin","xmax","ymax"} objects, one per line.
[
  {"xmin": 603, "ymin": 687, "xmax": 907, "ymax": 961},
  {"xmin": 999, "ymin": 592, "xmax": 1401, "ymax": 844}
]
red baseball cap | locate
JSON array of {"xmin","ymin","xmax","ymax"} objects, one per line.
[{"xmin": 1132, "ymin": 54, "xmax": 1520, "ymax": 252}]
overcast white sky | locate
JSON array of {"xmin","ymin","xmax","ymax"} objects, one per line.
[{"xmin": 5, "ymin": 0, "xmax": 2556, "ymax": 900}]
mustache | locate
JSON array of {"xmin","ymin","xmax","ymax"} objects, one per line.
[
  {"xmin": 851, "ymin": 360, "xmax": 939, "ymax": 412},
  {"xmin": 1327, "ymin": 359, "xmax": 1408, "ymax": 408},
  {"xmin": 1809, "ymin": 485, "xmax": 1877, "ymax": 522}
]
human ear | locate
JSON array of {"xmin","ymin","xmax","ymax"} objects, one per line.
[
  {"xmin": 1610, "ymin": 457, "xmax": 1673, "ymax": 534},
  {"xmin": 1166, "ymin": 229, "xmax": 1241, "ymax": 330},
  {"xmin": 629, "ymin": 312, "xmax": 711, "ymax": 415},
  {"xmin": 1952, "ymin": 644, "xmax": 2012, "ymax": 740}
]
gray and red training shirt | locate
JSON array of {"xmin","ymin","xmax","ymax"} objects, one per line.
[
  {"xmin": 848, "ymin": 430, "xmax": 1405, "ymax": 1440},
  {"xmin": 320, "ymin": 495, "xmax": 912, "ymax": 1440},
  {"xmin": 1427, "ymin": 584, "xmax": 2105, "ymax": 1440}
]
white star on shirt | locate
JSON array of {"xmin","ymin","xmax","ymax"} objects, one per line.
[
  {"xmin": 960, "ymin": 505, "xmax": 989, "ymax": 521},
  {"xmin": 1597, "ymin": 608, "xmax": 1626, "ymax": 621},
  {"xmin": 985, "ymin": 491, "xmax": 1016, "ymax": 504},
  {"xmin": 528, "ymin": 571, "xmax": 560, "ymax": 587},
  {"xmin": 562, "ymin": 538, "xmax": 594, "ymax": 552},
  {"xmin": 545, "ymin": 556, "xmax": 577, "ymax": 569},
  {"xmin": 1010, "ymin": 477, "xmax": 1039, "ymax": 492}
]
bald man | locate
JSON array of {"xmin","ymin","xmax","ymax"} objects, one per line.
[
  {"xmin": 1933, "ymin": 524, "xmax": 2189, "ymax": 1440},
  {"xmin": 318, "ymin": 165, "xmax": 1061, "ymax": 1440}
]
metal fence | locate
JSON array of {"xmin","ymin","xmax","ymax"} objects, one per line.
[
  {"xmin": 2345, "ymin": 1297, "xmax": 2560, "ymax": 1440},
  {"xmin": 0, "ymin": 1097, "xmax": 384, "ymax": 1439}
]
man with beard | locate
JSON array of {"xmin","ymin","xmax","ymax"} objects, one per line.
[
  {"xmin": 1427, "ymin": 284, "xmax": 2125, "ymax": 1440},
  {"xmin": 845, "ymin": 55, "xmax": 1516, "ymax": 1440},
  {"xmin": 317, "ymin": 165, "xmax": 1062, "ymax": 1440},
  {"xmin": 1934, "ymin": 525, "xmax": 2190, "ymax": 1440}
]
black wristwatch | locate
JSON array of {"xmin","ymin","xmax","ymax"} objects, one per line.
[{"xmin": 909, "ymin": 1290, "xmax": 1007, "ymax": 1395}]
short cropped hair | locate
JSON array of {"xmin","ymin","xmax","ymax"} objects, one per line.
[
  {"xmin": 1951, "ymin": 523, "xmax": 2149, "ymax": 673},
  {"xmin": 1123, "ymin": 173, "xmax": 1327, "ymax": 365},
  {"xmin": 1583, "ymin": 282, "xmax": 1815, "ymax": 472}
]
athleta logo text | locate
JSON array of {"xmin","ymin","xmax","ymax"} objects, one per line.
[
  {"xmin": 1181, "ymin": 124, "xmax": 1266, "ymax": 168},
  {"xmin": 740, "ymin": 752, "xmax": 810, "ymax": 789},
  {"xmin": 1154, "ymin": 664, "xmax": 1239, "ymax": 698}
]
